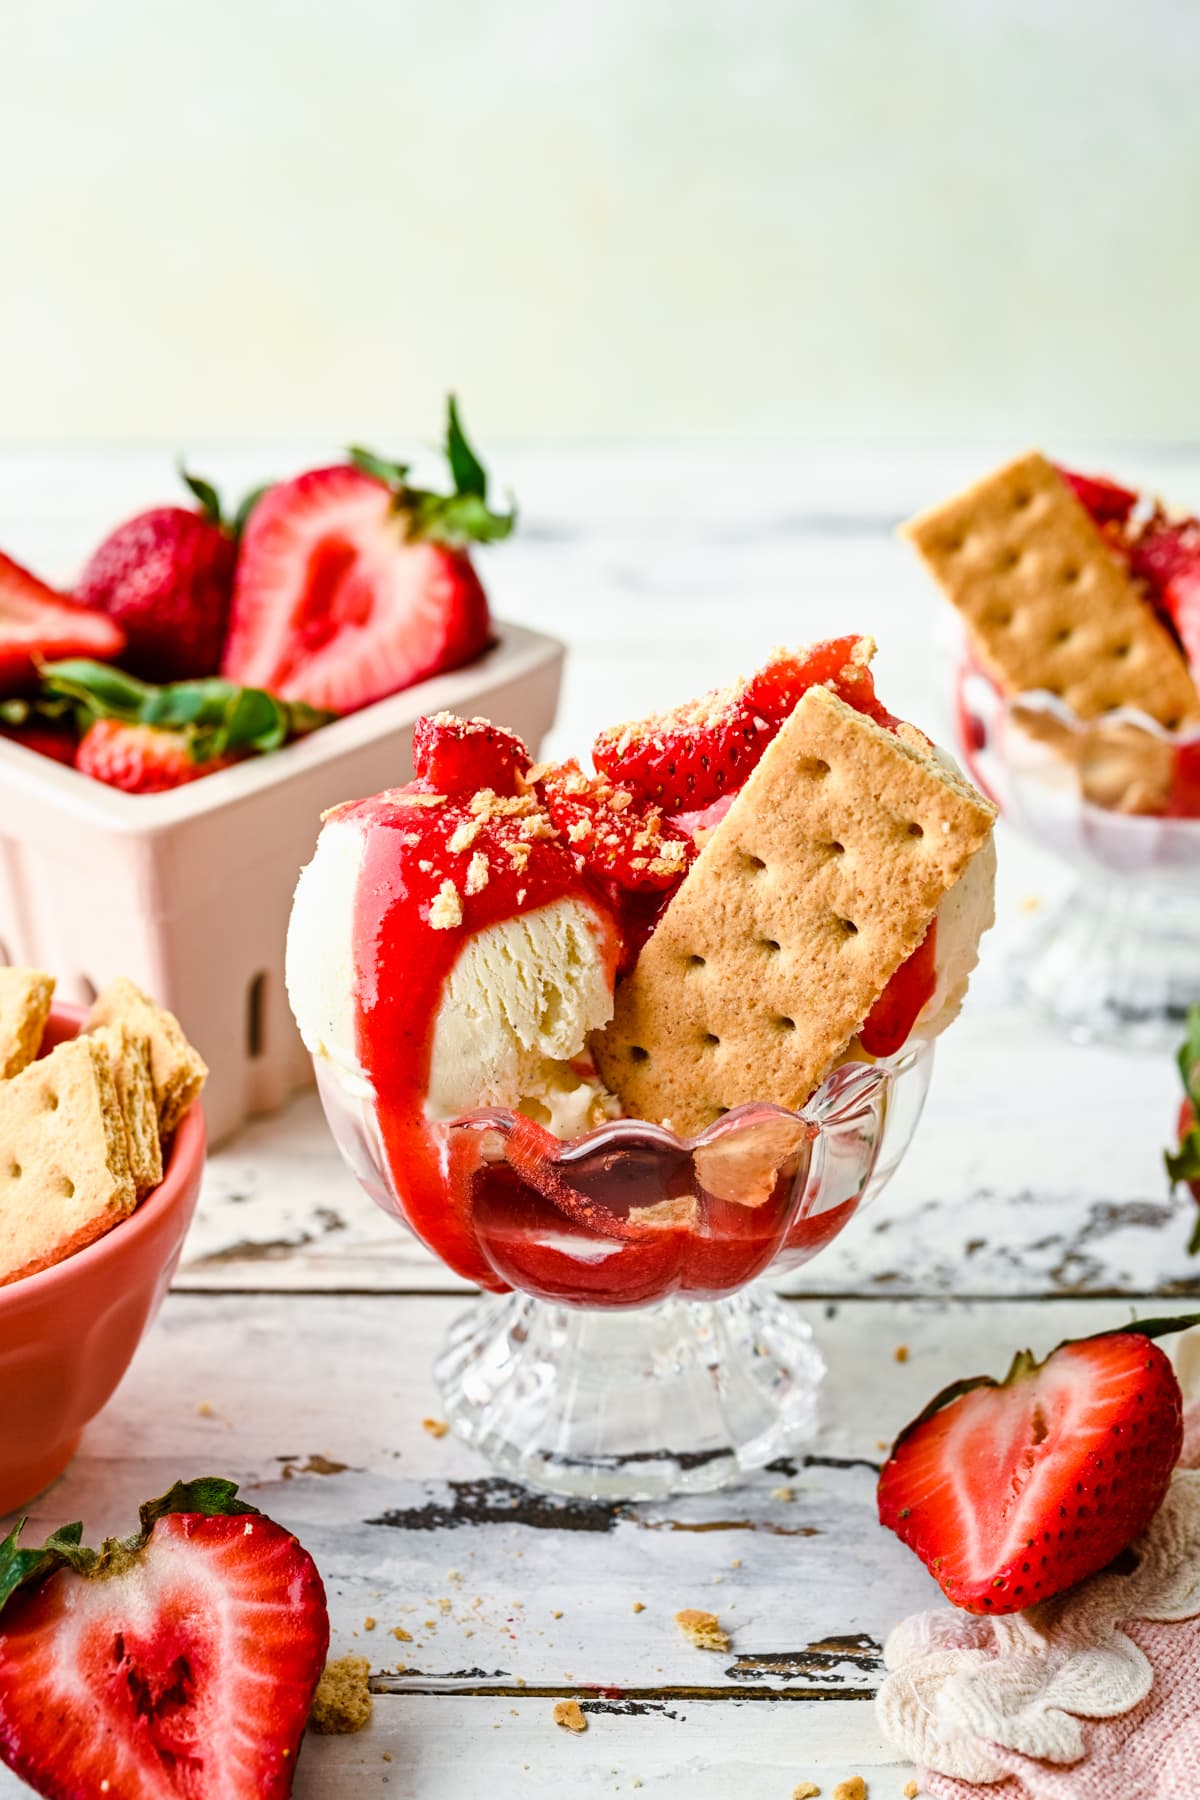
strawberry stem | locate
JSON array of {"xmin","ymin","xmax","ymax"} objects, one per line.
[{"xmin": 348, "ymin": 395, "xmax": 517, "ymax": 550}]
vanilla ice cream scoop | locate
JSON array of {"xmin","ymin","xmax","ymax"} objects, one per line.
[{"xmin": 286, "ymin": 797, "xmax": 619, "ymax": 1135}]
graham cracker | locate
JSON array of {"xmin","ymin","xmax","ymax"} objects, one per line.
[
  {"xmin": 902, "ymin": 450, "xmax": 1200, "ymax": 729},
  {"xmin": 0, "ymin": 968, "xmax": 55, "ymax": 1079},
  {"xmin": 84, "ymin": 977, "xmax": 207, "ymax": 1135},
  {"xmin": 90, "ymin": 1021, "xmax": 163, "ymax": 1195},
  {"xmin": 0, "ymin": 1035, "xmax": 136, "ymax": 1286},
  {"xmin": 591, "ymin": 686, "xmax": 995, "ymax": 1135}
]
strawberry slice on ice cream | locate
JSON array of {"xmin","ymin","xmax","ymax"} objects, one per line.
[
  {"xmin": 0, "ymin": 552, "xmax": 125, "ymax": 694},
  {"xmin": 222, "ymin": 396, "xmax": 513, "ymax": 715},
  {"xmin": 0, "ymin": 1477, "xmax": 328, "ymax": 1798}
]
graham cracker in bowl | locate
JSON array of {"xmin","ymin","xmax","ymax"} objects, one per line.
[
  {"xmin": 902, "ymin": 450, "xmax": 1200, "ymax": 730},
  {"xmin": 91, "ymin": 1021, "xmax": 163, "ymax": 1196},
  {"xmin": 0, "ymin": 1036, "xmax": 136, "ymax": 1286},
  {"xmin": 591, "ymin": 686, "xmax": 995, "ymax": 1136},
  {"xmin": 84, "ymin": 977, "xmax": 208, "ymax": 1136},
  {"xmin": 0, "ymin": 968, "xmax": 55, "ymax": 1079}
]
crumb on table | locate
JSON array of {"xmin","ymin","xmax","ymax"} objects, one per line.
[
  {"xmin": 422, "ymin": 1417, "xmax": 450, "ymax": 1438},
  {"xmin": 553, "ymin": 1698, "xmax": 588, "ymax": 1733},
  {"xmin": 309, "ymin": 1656, "xmax": 372, "ymax": 1734},
  {"xmin": 632, "ymin": 1601, "xmax": 645, "ymax": 1614},
  {"xmin": 893, "ymin": 1344, "xmax": 909, "ymax": 1363},
  {"xmin": 832, "ymin": 1779, "xmax": 867, "ymax": 1800},
  {"xmin": 771, "ymin": 1485, "xmax": 795, "ymax": 1503},
  {"xmin": 904, "ymin": 1784, "xmax": 919, "ymax": 1799},
  {"xmin": 792, "ymin": 1784, "xmax": 821, "ymax": 1800},
  {"xmin": 391, "ymin": 1626, "xmax": 412, "ymax": 1641},
  {"xmin": 674, "ymin": 1608, "xmax": 731, "ymax": 1652}
]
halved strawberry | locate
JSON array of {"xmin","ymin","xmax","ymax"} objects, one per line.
[
  {"xmin": 412, "ymin": 711, "xmax": 531, "ymax": 796},
  {"xmin": 0, "ymin": 552, "xmax": 125, "ymax": 694},
  {"xmin": 1058, "ymin": 465, "xmax": 1139, "ymax": 527},
  {"xmin": 1165, "ymin": 1005, "xmax": 1200, "ymax": 1249},
  {"xmin": 221, "ymin": 397, "xmax": 512, "ymax": 715},
  {"xmin": 538, "ymin": 759, "xmax": 694, "ymax": 891},
  {"xmin": 0, "ymin": 1477, "xmax": 329, "ymax": 1798},
  {"xmin": 1130, "ymin": 518, "xmax": 1200, "ymax": 672},
  {"xmin": 878, "ymin": 1316, "xmax": 1193, "ymax": 1614},
  {"xmin": 593, "ymin": 637, "xmax": 892, "ymax": 813}
]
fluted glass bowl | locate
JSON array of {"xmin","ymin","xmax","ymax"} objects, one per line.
[
  {"xmin": 313, "ymin": 1041, "xmax": 932, "ymax": 1498},
  {"xmin": 956, "ymin": 659, "xmax": 1200, "ymax": 1045}
]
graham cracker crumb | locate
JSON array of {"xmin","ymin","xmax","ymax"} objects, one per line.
[
  {"xmin": 195, "ymin": 1400, "xmax": 215, "ymax": 1417},
  {"xmin": 422, "ymin": 1417, "xmax": 450, "ymax": 1438},
  {"xmin": 553, "ymin": 1699, "xmax": 588, "ymax": 1733},
  {"xmin": 309, "ymin": 1656, "xmax": 372, "ymax": 1734},
  {"xmin": 448, "ymin": 818, "xmax": 481, "ymax": 853},
  {"xmin": 832, "ymin": 1780, "xmax": 866, "ymax": 1800},
  {"xmin": 772, "ymin": 1486, "xmax": 795, "ymax": 1503},
  {"xmin": 465, "ymin": 851, "xmax": 490, "ymax": 895},
  {"xmin": 675, "ymin": 1608, "xmax": 730, "ymax": 1652},
  {"xmin": 631, "ymin": 1601, "xmax": 645, "ymax": 1614},
  {"xmin": 894, "ymin": 1344, "xmax": 909, "ymax": 1364},
  {"xmin": 363, "ymin": 1616, "xmax": 376, "ymax": 1631},
  {"xmin": 792, "ymin": 1785, "xmax": 821, "ymax": 1800},
  {"xmin": 391, "ymin": 1626, "xmax": 412, "ymax": 1641},
  {"xmin": 551, "ymin": 1609, "xmax": 563, "ymax": 1619},
  {"xmin": 1020, "ymin": 894, "xmax": 1043, "ymax": 913},
  {"xmin": 904, "ymin": 1785, "xmax": 919, "ymax": 1799},
  {"xmin": 429, "ymin": 882, "xmax": 463, "ymax": 931}
]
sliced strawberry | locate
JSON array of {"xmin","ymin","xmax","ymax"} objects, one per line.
[
  {"xmin": 412, "ymin": 712, "xmax": 531, "ymax": 796},
  {"xmin": 1057, "ymin": 465, "xmax": 1139, "ymax": 527},
  {"xmin": 538, "ymin": 759, "xmax": 694, "ymax": 891},
  {"xmin": 1166, "ymin": 1006, "xmax": 1200, "ymax": 1245},
  {"xmin": 76, "ymin": 719, "xmax": 235, "ymax": 794},
  {"xmin": 0, "ymin": 1477, "xmax": 328, "ymax": 1798},
  {"xmin": 0, "ymin": 552, "xmax": 125, "ymax": 694},
  {"xmin": 1130, "ymin": 518, "xmax": 1200, "ymax": 671},
  {"xmin": 222, "ymin": 398, "xmax": 512, "ymax": 715},
  {"xmin": 859, "ymin": 918, "xmax": 938, "ymax": 1058},
  {"xmin": 593, "ymin": 637, "xmax": 892, "ymax": 813},
  {"xmin": 878, "ymin": 1317, "xmax": 1192, "ymax": 1613}
]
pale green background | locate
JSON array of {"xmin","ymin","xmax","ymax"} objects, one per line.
[{"xmin": 2, "ymin": 0, "xmax": 1196, "ymax": 445}]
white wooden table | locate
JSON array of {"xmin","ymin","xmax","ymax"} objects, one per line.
[{"xmin": 4, "ymin": 447, "xmax": 1200, "ymax": 1797}]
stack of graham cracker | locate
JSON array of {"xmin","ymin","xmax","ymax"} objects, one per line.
[
  {"xmin": 591, "ymin": 684, "xmax": 996, "ymax": 1136},
  {"xmin": 902, "ymin": 451, "xmax": 1200, "ymax": 815},
  {"xmin": 0, "ymin": 971, "xmax": 207, "ymax": 1287}
]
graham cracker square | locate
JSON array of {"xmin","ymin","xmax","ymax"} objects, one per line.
[
  {"xmin": 0, "ymin": 1036, "xmax": 136, "ymax": 1286},
  {"xmin": 0, "ymin": 968, "xmax": 55, "ymax": 1079},
  {"xmin": 84, "ymin": 978, "xmax": 207, "ymax": 1136},
  {"xmin": 90, "ymin": 1021, "xmax": 163, "ymax": 1196},
  {"xmin": 902, "ymin": 450, "xmax": 1200, "ymax": 728},
  {"xmin": 592, "ymin": 686, "xmax": 995, "ymax": 1135}
]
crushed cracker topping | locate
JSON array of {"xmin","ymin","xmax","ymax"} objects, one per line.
[
  {"xmin": 553, "ymin": 1699, "xmax": 588, "ymax": 1734},
  {"xmin": 674, "ymin": 1608, "xmax": 730, "ymax": 1652},
  {"xmin": 465, "ymin": 852, "xmax": 490, "ymax": 895},
  {"xmin": 429, "ymin": 883, "xmax": 463, "ymax": 931},
  {"xmin": 448, "ymin": 818, "xmax": 481, "ymax": 853}
]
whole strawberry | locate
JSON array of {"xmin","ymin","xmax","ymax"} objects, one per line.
[
  {"xmin": 0, "ymin": 1477, "xmax": 329, "ymax": 1798},
  {"xmin": 76, "ymin": 470, "xmax": 240, "ymax": 683},
  {"xmin": 878, "ymin": 1316, "xmax": 1194, "ymax": 1614},
  {"xmin": 76, "ymin": 718, "xmax": 236, "ymax": 794},
  {"xmin": 1165, "ymin": 1005, "xmax": 1200, "ymax": 1251}
]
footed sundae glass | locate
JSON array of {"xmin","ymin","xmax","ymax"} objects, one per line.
[
  {"xmin": 955, "ymin": 658, "xmax": 1200, "ymax": 1046},
  {"xmin": 314, "ymin": 1039, "xmax": 932, "ymax": 1500}
]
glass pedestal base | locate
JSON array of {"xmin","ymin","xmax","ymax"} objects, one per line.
[
  {"xmin": 1010, "ymin": 876, "xmax": 1200, "ymax": 1049},
  {"xmin": 434, "ymin": 1287, "xmax": 825, "ymax": 1501}
]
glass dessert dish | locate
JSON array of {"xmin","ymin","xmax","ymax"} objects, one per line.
[
  {"xmin": 314, "ymin": 1039, "xmax": 932, "ymax": 1500},
  {"xmin": 956, "ymin": 659, "xmax": 1200, "ymax": 1046}
]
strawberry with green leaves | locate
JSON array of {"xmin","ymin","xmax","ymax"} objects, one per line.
[
  {"xmin": 878, "ymin": 1315, "xmax": 1195, "ymax": 1614},
  {"xmin": 0, "ymin": 1478, "xmax": 328, "ymax": 1798},
  {"xmin": 1165, "ymin": 1005, "xmax": 1200, "ymax": 1251},
  {"xmin": 10, "ymin": 659, "xmax": 334, "ymax": 795},
  {"xmin": 222, "ymin": 395, "xmax": 514, "ymax": 715}
]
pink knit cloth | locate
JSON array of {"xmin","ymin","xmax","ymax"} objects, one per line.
[{"xmin": 912, "ymin": 1406, "xmax": 1200, "ymax": 1799}]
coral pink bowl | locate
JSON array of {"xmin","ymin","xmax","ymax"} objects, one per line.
[{"xmin": 0, "ymin": 1006, "xmax": 206, "ymax": 1515}]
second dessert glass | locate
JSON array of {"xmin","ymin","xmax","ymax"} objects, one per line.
[
  {"xmin": 955, "ymin": 659, "xmax": 1200, "ymax": 1047},
  {"xmin": 315, "ymin": 1040, "xmax": 932, "ymax": 1500}
]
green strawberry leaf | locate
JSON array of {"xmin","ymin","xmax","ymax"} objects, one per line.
[
  {"xmin": 349, "ymin": 446, "xmax": 411, "ymax": 487},
  {"xmin": 0, "ymin": 1518, "xmax": 94, "ymax": 1616},
  {"xmin": 1166, "ymin": 1123, "xmax": 1200, "ymax": 1187},
  {"xmin": 445, "ymin": 393, "xmax": 487, "ymax": 498},
  {"xmin": 1179, "ymin": 1005, "xmax": 1200, "ymax": 1114},
  {"xmin": 138, "ymin": 1477, "xmax": 259, "ymax": 1537},
  {"xmin": 38, "ymin": 661, "xmax": 334, "ymax": 763},
  {"xmin": 178, "ymin": 465, "xmax": 225, "ymax": 529},
  {"xmin": 232, "ymin": 481, "xmax": 273, "ymax": 540}
]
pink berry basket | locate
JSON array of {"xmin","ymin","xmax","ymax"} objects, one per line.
[{"xmin": 0, "ymin": 622, "xmax": 564, "ymax": 1144}]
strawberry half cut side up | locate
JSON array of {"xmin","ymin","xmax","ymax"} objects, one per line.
[
  {"xmin": 0, "ymin": 1477, "xmax": 329, "ymax": 1799},
  {"xmin": 1165, "ymin": 1004, "xmax": 1200, "ymax": 1252},
  {"xmin": 877, "ymin": 1314, "xmax": 1198, "ymax": 1615},
  {"xmin": 0, "ymin": 552, "xmax": 126, "ymax": 695},
  {"xmin": 592, "ymin": 637, "xmax": 896, "ymax": 815},
  {"xmin": 221, "ymin": 395, "xmax": 514, "ymax": 716}
]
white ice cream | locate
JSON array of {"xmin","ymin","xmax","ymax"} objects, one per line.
[{"xmin": 286, "ymin": 814, "xmax": 617, "ymax": 1135}]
